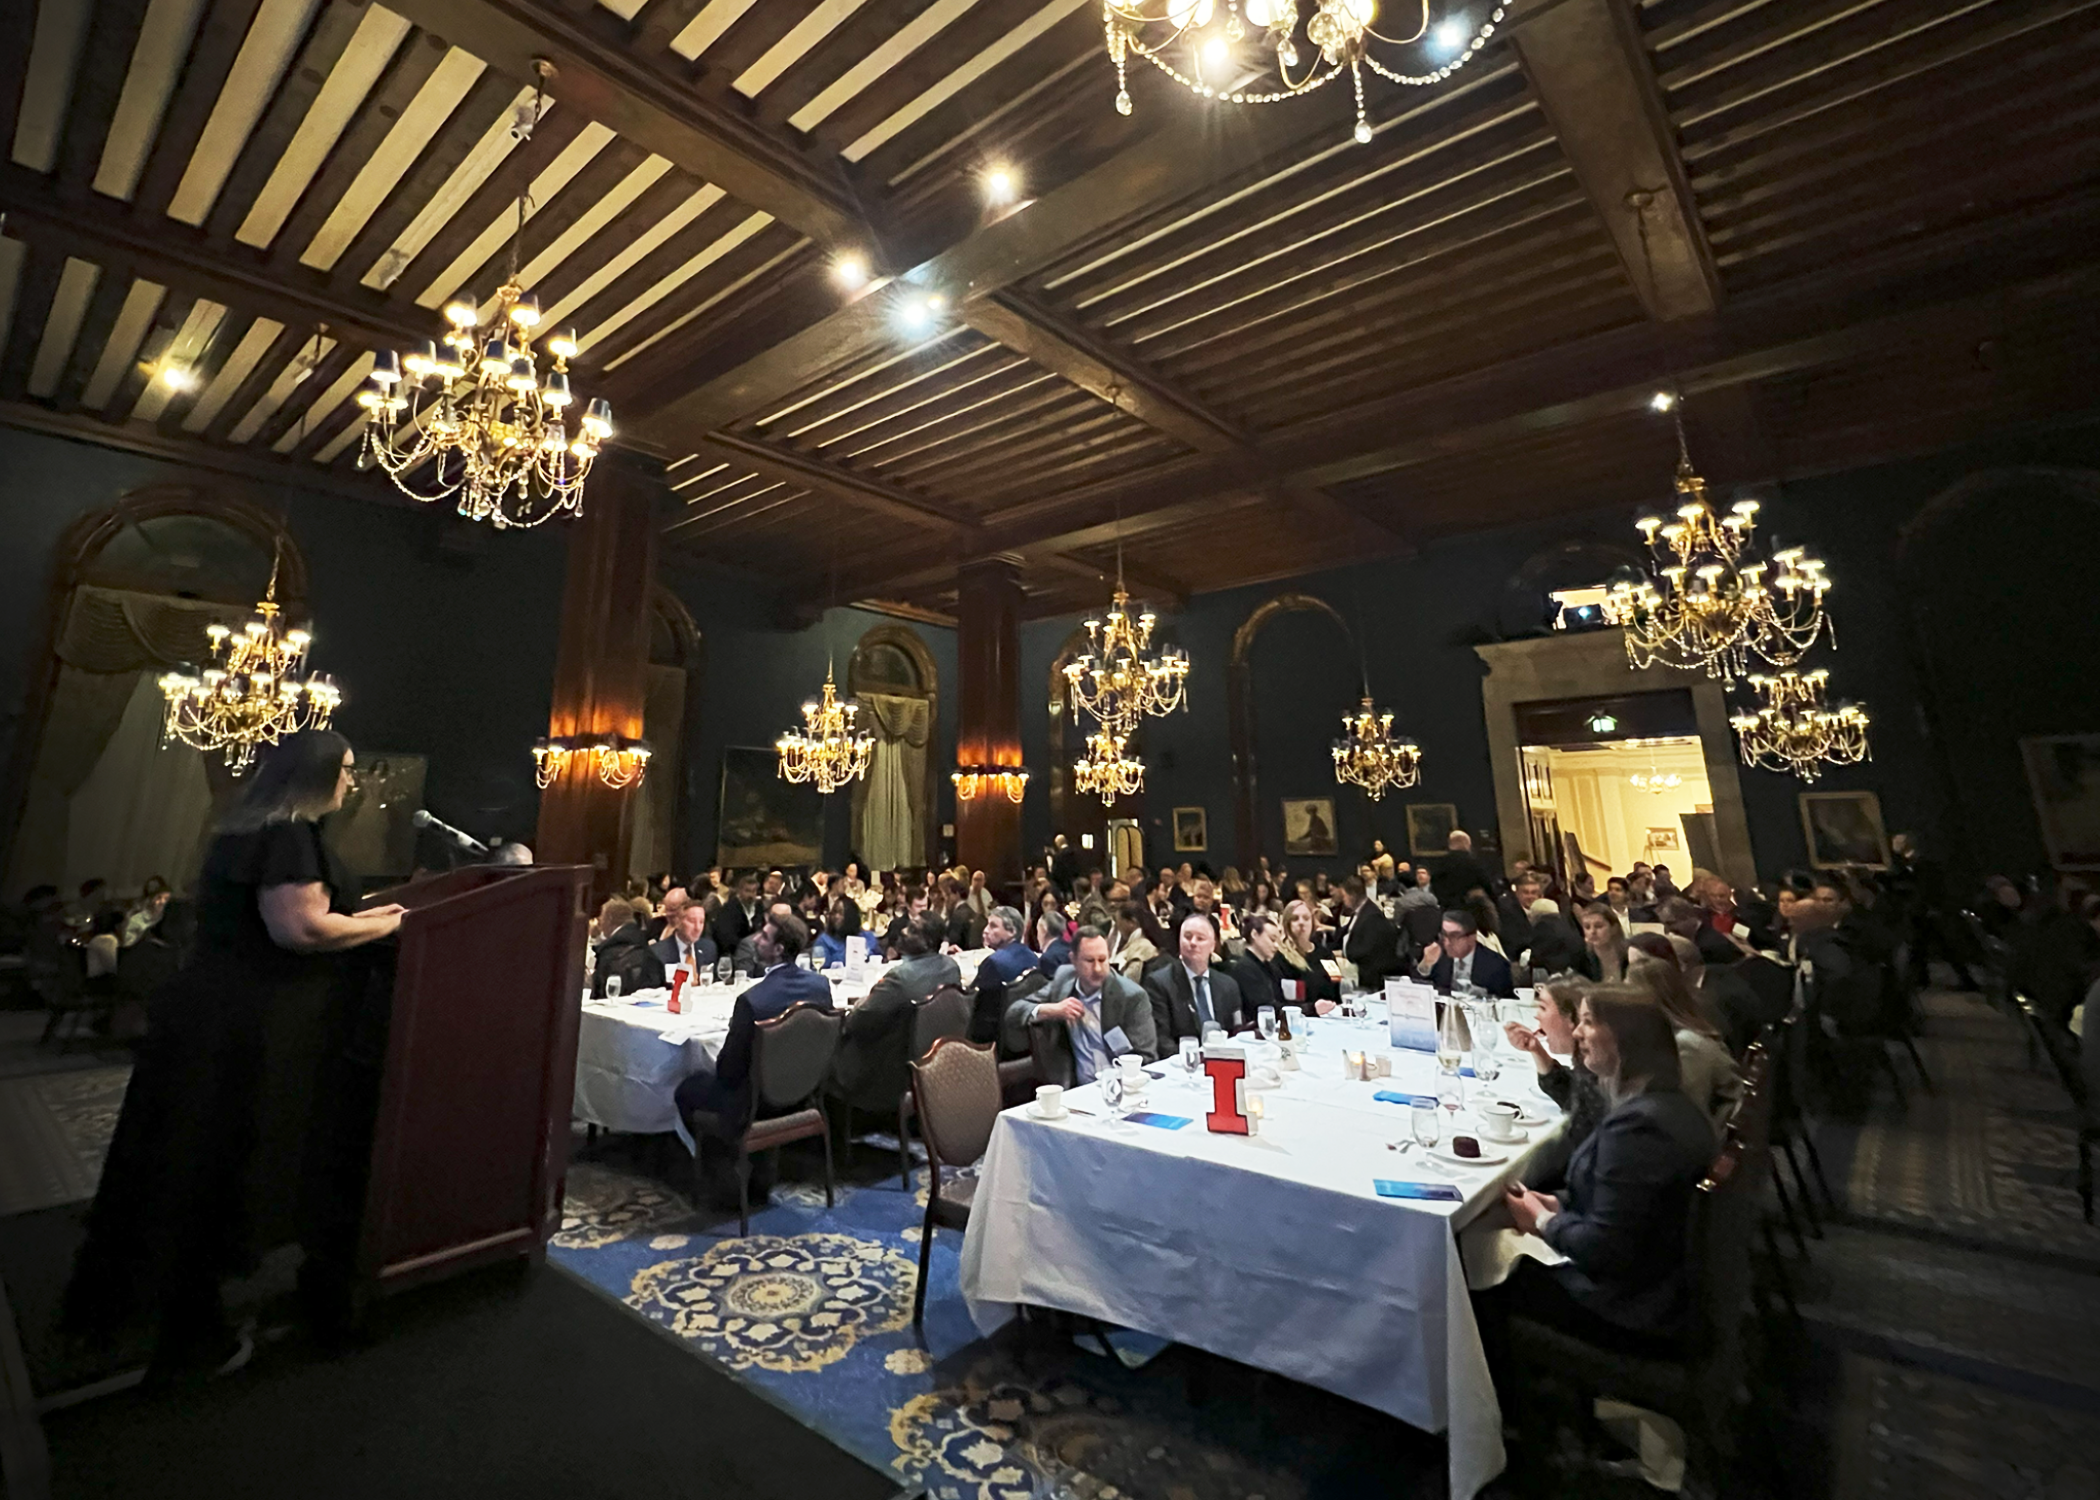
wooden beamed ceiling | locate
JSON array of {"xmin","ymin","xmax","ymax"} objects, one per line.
[{"xmin": 1, "ymin": 0, "xmax": 2096, "ymax": 622}]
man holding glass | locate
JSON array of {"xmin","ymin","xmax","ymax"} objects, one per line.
[{"xmin": 1005, "ymin": 927, "xmax": 1156, "ymax": 1086}]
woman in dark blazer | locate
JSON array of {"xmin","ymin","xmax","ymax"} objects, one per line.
[{"xmin": 1486, "ymin": 983, "xmax": 1720, "ymax": 1364}]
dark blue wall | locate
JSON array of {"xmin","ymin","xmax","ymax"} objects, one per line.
[{"xmin": 1020, "ymin": 421, "xmax": 2100, "ymax": 888}]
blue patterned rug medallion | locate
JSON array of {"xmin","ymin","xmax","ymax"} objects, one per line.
[{"xmin": 550, "ymin": 1154, "xmax": 1381, "ymax": 1500}]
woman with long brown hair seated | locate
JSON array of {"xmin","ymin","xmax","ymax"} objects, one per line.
[
  {"xmin": 1627, "ymin": 932, "xmax": 1743, "ymax": 1136},
  {"xmin": 1484, "ymin": 985, "xmax": 1721, "ymax": 1367}
]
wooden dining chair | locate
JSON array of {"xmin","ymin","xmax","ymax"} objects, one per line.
[
  {"xmin": 907, "ymin": 1038, "xmax": 1002, "ymax": 1327},
  {"xmin": 895, "ymin": 983, "xmax": 973, "ymax": 1189},
  {"xmin": 732, "ymin": 1004, "xmax": 842, "ymax": 1236}
]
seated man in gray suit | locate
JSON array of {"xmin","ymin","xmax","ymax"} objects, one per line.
[
  {"xmin": 830, "ymin": 913, "xmax": 962, "ymax": 1104},
  {"xmin": 1003, "ymin": 926, "xmax": 1158, "ymax": 1087}
]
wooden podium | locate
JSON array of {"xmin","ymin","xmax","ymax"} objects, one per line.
[{"xmin": 346, "ymin": 863, "xmax": 591, "ymax": 1307}]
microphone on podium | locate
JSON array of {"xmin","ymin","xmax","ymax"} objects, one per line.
[{"xmin": 410, "ymin": 809, "xmax": 490, "ymax": 855}]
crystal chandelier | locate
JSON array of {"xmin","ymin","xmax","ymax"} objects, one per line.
[
  {"xmin": 777, "ymin": 664, "xmax": 873, "ymax": 794},
  {"xmin": 1729, "ymin": 669, "xmax": 1870, "ymax": 783},
  {"xmin": 1629, "ymin": 769, "xmax": 1682, "ymax": 795},
  {"xmin": 357, "ymin": 63, "xmax": 611, "ymax": 529},
  {"xmin": 1066, "ymin": 586, "xmax": 1189, "ymax": 737},
  {"xmin": 1074, "ymin": 728, "xmax": 1146, "ymax": 806},
  {"xmin": 1104, "ymin": 0, "xmax": 1504, "ymax": 145},
  {"xmin": 158, "ymin": 551, "xmax": 341, "ymax": 774},
  {"xmin": 953, "ymin": 767, "xmax": 1030, "ymax": 803},
  {"xmin": 1603, "ymin": 411, "xmax": 1832, "ymax": 682},
  {"xmin": 1331, "ymin": 696, "xmax": 1420, "ymax": 800},
  {"xmin": 534, "ymin": 734, "xmax": 651, "ymax": 790}
]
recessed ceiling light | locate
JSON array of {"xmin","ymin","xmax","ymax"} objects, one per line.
[
  {"xmin": 1431, "ymin": 18, "xmax": 1468, "ymax": 53},
  {"xmin": 160, "ymin": 365, "xmax": 198, "ymax": 392},
  {"xmin": 832, "ymin": 252, "xmax": 869, "ymax": 290},
  {"xmin": 1649, "ymin": 390, "xmax": 1677, "ymax": 412},
  {"xmin": 983, "ymin": 166, "xmax": 1017, "ymax": 204}
]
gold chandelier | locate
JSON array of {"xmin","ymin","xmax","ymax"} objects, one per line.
[
  {"xmin": 1104, "ymin": 0, "xmax": 1504, "ymax": 145},
  {"xmin": 1604, "ymin": 411, "xmax": 1832, "ymax": 682},
  {"xmin": 1066, "ymin": 587, "xmax": 1189, "ymax": 737},
  {"xmin": 1629, "ymin": 769, "xmax": 1682, "ymax": 795},
  {"xmin": 356, "ymin": 64, "xmax": 611, "ymax": 529},
  {"xmin": 1331, "ymin": 697, "xmax": 1420, "ymax": 800},
  {"xmin": 777, "ymin": 665, "xmax": 873, "ymax": 794},
  {"xmin": 534, "ymin": 734, "xmax": 651, "ymax": 790},
  {"xmin": 1729, "ymin": 669, "xmax": 1870, "ymax": 783},
  {"xmin": 158, "ymin": 553, "xmax": 341, "ymax": 774},
  {"xmin": 953, "ymin": 767, "xmax": 1030, "ymax": 803},
  {"xmin": 1074, "ymin": 728, "xmax": 1146, "ymax": 805}
]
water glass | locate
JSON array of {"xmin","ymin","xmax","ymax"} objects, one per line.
[
  {"xmin": 1439, "ymin": 1069, "xmax": 1465, "ymax": 1116},
  {"xmin": 1257, "ymin": 1006, "xmax": 1277, "ymax": 1039},
  {"xmin": 716, "ymin": 956, "xmax": 734, "ymax": 983},
  {"xmin": 1411, "ymin": 1100, "xmax": 1441, "ymax": 1149},
  {"xmin": 604, "ymin": 974, "xmax": 622, "ymax": 999},
  {"xmin": 1179, "ymin": 1036, "xmax": 1202, "ymax": 1075},
  {"xmin": 1099, "ymin": 1068, "xmax": 1125, "ymax": 1119}
]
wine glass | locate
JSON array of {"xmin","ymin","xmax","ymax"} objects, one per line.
[
  {"xmin": 1099, "ymin": 1067, "xmax": 1125, "ymax": 1121},
  {"xmin": 1257, "ymin": 1006, "xmax": 1277, "ymax": 1040},
  {"xmin": 1411, "ymin": 1100, "xmax": 1441, "ymax": 1149},
  {"xmin": 1439, "ymin": 1067, "xmax": 1465, "ymax": 1118},
  {"xmin": 1179, "ymin": 1036, "xmax": 1201, "ymax": 1076},
  {"xmin": 604, "ymin": 974, "xmax": 622, "ymax": 1000}
]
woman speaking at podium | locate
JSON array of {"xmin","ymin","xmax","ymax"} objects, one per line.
[{"xmin": 67, "ymin": 730, "xmax": 405, "ymax": 1377}]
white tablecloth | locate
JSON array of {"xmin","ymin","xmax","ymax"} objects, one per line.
[
  {"xmin": 571, "ymin": 950, "xmax": 992, "ymax": 1143},
  {"xmin": 958, "ymin": 1012, "xmax": 1560, "ymax": 1500}
]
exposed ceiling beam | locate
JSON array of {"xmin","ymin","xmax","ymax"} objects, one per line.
[
  {"xmin": 1024, "ymin": 550, "xmax": 1190, "ymax": 614},
  {"xmin": 696, "ymin": 431, "xmax": 982, "ymax": 536},
  {"xmin": 0, "ymin": 165, "xmax": 427, "ymax": 351},
  {"xmin": 1509, "ymin": 0, "xmax": 1721, "ymax": 321},
  {"xmin": 377, "ymin": 0, "xmax": 867, "ymax": 247}
]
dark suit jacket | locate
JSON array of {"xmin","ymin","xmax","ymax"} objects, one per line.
[
  {"xmin": 1433, "ymin": 850, "xmax": 1492, "ymax": 909},
  {"xmin": 1423, "ymin": 944, "xmax": 1517, "ymax": 997},
  {"xmin": 1540, "ymin": 1088, "xmax": 1718, "ymax": 1337},
  {"xmin": 828, "ymin": 952, "xmax": 961, "ymax": 1103},
  {"xmin": 1227, "ymin": 951, "xmax": 1286, "ymax": 1021},
  {"xmin": 1525, "ymin": 914, "xmax": 1585, "ymax": 975},
  {"xmin": 711, "ymin": 900, "xmax": 761, "ymax": 959},
  {"xmin": 1342, "ymin": 902, "xmax": 1405, "ymax": 990},
  {"xmin": 593, "ymin": 923, "xmax": 664, "ymax": 998},
  {"xmin": 649, "ymin": 932, "xmax": 720, "ymax": 975},
  {"xmin": 1143, "ymin": 962, "xmax": 1246, "ymax": 1044},
  {"xmin": 1495, "ymin": 894, "xmax": 1535, "ymax": 961},
  {"xmin": 679, "ymin": 964, "xmax": 835, "ymax": 1127}
]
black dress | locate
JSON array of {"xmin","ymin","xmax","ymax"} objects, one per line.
[{"xmin": 68, "ymin": 818, "xmax": 359, "ymax": 1353}]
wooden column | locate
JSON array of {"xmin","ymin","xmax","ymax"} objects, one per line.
[
  {"xmin": 954, "ymin": 555, "xmax": 1025, "ymax": 895},
  {"xmin": 536, "ymin": 459, "xmax": 658, "ymax": 907}
]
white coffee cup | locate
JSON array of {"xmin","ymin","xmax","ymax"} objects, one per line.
[
  {"xmin": 1479, "ymin": 1100, "xmax": 1522, "ymax": 1141},
  {"xmin": 1035, "ymin": 1084, "xmax": 1066, "ymax": 1118}
]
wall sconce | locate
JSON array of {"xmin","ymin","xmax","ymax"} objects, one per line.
[
  {"xmin": 535, "ymin": 734, "xmax": 652, "ymax": 790},
  {"xmin": 951, "ymin": 766, "xmax": 1030, "ymax": 804}
]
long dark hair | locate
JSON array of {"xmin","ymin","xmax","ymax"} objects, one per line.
[{"xmin": 216, "ymin": 730, "xmax": 350, "ymax": 834}]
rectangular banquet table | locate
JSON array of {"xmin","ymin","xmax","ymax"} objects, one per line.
[
  {"xmin": 572, "ymin": 950, "xmax": 991, "ymax": 1143},
  {"xmin": 958, "ymin": 1010, "xmax": 1560, "ymax": 1500}
]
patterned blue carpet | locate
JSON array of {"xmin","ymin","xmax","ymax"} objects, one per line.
[{"xmin": 550, "ymin": 1150, "xmax": 1434, "ymax": 1500}]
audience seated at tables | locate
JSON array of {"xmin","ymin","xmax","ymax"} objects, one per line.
[
  {"xmin": 1433, "ymin": 830, "xmax": 1494, "ymax": 909},
  {"xmin": 1497, "ymin": 874, "xmax": 1542, "ymax": 962},
  {"xmin": 969, "ymin": 905, "xmax": 1036, "ymax": 1044},
  {"xmin": 1005, "ymin": 927, "xmax": 1158, "ymax": 1086},
  {"xmin": 1524, "ymin": 897, "xmax": 1585, "ymax": 975},
  {"xmin": 712, "ymin": 872, "xmax": 764, "ymax": 958},
  {"xmin": 1146, "ymin": 910, "xmax": 1247, "ymax": 1044},
  {"xmin": 1483, "ymin": 985, "xmax": 1721, "ymax": 1389},
  {"xmin": 1276, "ymin": 899, "xmax": 1341, "ymax": 1013},
  {"xmin": 1032, "ymin": 909, "xmax": 1073, "ymax": 978},
  {"xmin": 944, "ymin": 878, "xmax": 988, "ymax": 951},
  {"xmin": 1339, "ymin": 876, "xmax": 1405, "ymax": 990},
  {"xmin": 1417, "ymin": 908, "xmax": 1518, "ymax": 998},
  {"xmin": 828, "ymin": 914, "xmax": 959, "ymax": 1106},
  {"xmin": 1107, "ymin": 902, "xmax": 1165, "ymax": 981},
  {"xmin": 1223, "ymin": 910, "xmax": 1294, "ymax": 1019},
  {"xmin": 735, "ymin": 900, "xmax": 797, "ymax": 978},
  {"xmin": 592, "ymin": 897, "xmax": 665, "ymax": 998},
  {"xmin": 884, "ymin": 886, "xmax": 930, "ymax": 957},
  {"xmin": 676, "ymin": 912, "xmax": 833, "ymax": 1207},
  {"xmin": 649, "ymin": 900, "xmax": 718, "ymax": 977},
  {"xmin": 1658, "ymin": 894, "xmax": 1745, "ymax": 971},
  {"xmin": 1576, "ymin": 905, "xmax": 1631, "ymax": 983},
  {"xmin": 1504, "ymin": 975, "xmax": 1608, "ymax": 1173},
  {"xmin": 1666, "ymin": 932, "xmax": 1784, "ymax": 1056},
  {"xmin": 813, "ymin": 896, "xmax": 880, "ymax": 969},
  {"xmin": 1467, "ymin": 894, "xmax": 1509, "ymax": 959},
  {"xmin": 1627, "ymin": 935, "xmax": 1743, "ymax": 1136}
]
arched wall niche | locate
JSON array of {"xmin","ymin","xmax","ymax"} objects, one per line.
[
  {"xmin": 1229, "ymin": 592, "xmax": 1356, "ymax": 867},
  {"xmin": 847, "ymin": 623, "xmax": 940, "ymax": 871}
]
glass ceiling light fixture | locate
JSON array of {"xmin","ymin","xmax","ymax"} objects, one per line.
[
  {"xmin": 159, "ymin": 538, "xmax": 341, "ymax": 775},
  {"xmin": 1729, "ymin": 669, "xmax": 1870, "ymax": 783},
  {"xmin": 1103, "ymin": 0, "xmax": 1505, "ymax": 146},
  {"xmin": 1603, "ymin": 399, "xmax": 1833, "ymax": 683},
  {"xmin": 356, "ymin": 61, "xmax": 611, "ymax": 529},
  {"xmin": 1065, "ymin": 523, "xmax": 1190, "ymax": 737},
  {"xmin": 1074, "ymin": 728, "xmax": 1146, "ymax": 806},
  {"xmin": 776, "ymin": 664, "xmax": 874, "ymax": 795}
]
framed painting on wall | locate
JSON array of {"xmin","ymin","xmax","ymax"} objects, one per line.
[
  {"xmin": 1798, "ymin": 790, "xmax": 1891, "ymax": 870},
  {"xmin": 1282, "ymin": 797, "xmax": 1338, "ymax": 857},
  {"xmin": 717, "ymin": 746, "xmax": 823, "ymax": 868},
  {"xmin": 1406, "ymin": 802, "xmax": 1459, "ymax": 859},
  {"xmin": 2019, "ymin": 733, "xmax": 2100, "ymax": 870},
  {"xmin": 1172, "ymin": 806, "xmax": 1208, "ymax": 853}
]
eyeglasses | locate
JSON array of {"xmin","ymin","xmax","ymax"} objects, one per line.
[{"xmin": 1441, "ymin": 929, "xmax": 1469, "ymax": 941}]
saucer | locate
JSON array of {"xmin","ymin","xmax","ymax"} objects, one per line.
[
  {"xmin": 1475, "ymin": 1126, "xmax": 1529, "ymax": 1146},
  {"xmin": 1027, "ymin": 1104, "xmax": 1070, "ymax": 1121},
  {"xmin": 1431, "ymin": 1141, "xmax": 1510, "ymax": 1167}
]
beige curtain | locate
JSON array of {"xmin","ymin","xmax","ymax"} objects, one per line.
[
  {"xmin": 856, "ymin": 692, "xmax": 928, "ymax": 873},
  {"xmin": 6, "ymin": 587, "xmax": 245, "ymax": 898},
  {"xmin": 65, "ymin": 674, "xmax": 216, "ymax": 894}
]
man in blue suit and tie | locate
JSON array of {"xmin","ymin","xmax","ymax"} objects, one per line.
[
  {"xmin": 677, "ymin": 911, "xmax": 833, "ymax": 1206},
  {"xmin": 1416, "ymin": 908, "xmax": 1517, "ymax": 997}
]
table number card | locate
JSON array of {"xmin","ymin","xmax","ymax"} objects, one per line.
[
  {"xmin": 1385, "ymin": 980, "xmax": 1438, "ymax": 1052},
  {"xmin": 1201, "ymin": 1045, "xmax": 1252, "ymax": 1135},
  {"xmin": 667, "ymin": 964, "xmax": 693, "ymax": 1014}
]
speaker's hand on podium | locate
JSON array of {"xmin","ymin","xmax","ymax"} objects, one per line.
[{"xmin": 357, "ymin": 903, "xmax": 408, "ymax": 937}]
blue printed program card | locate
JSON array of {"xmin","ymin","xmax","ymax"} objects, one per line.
[
  {"xmin": 1373, "ymin": 1090, "xmax": 1438, "ymax": 1107},
  {"xmin": 1385, "ymin": 981, "xmax": 1439, "ymax": 1052},
  {"xmin": 1122, "ymin": 1112, "xmax": 1193, "ymax": 1130},
  {"xmin": 1375, "ymin": 1180, "xmax": 1463, "ymax": 1202}
]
